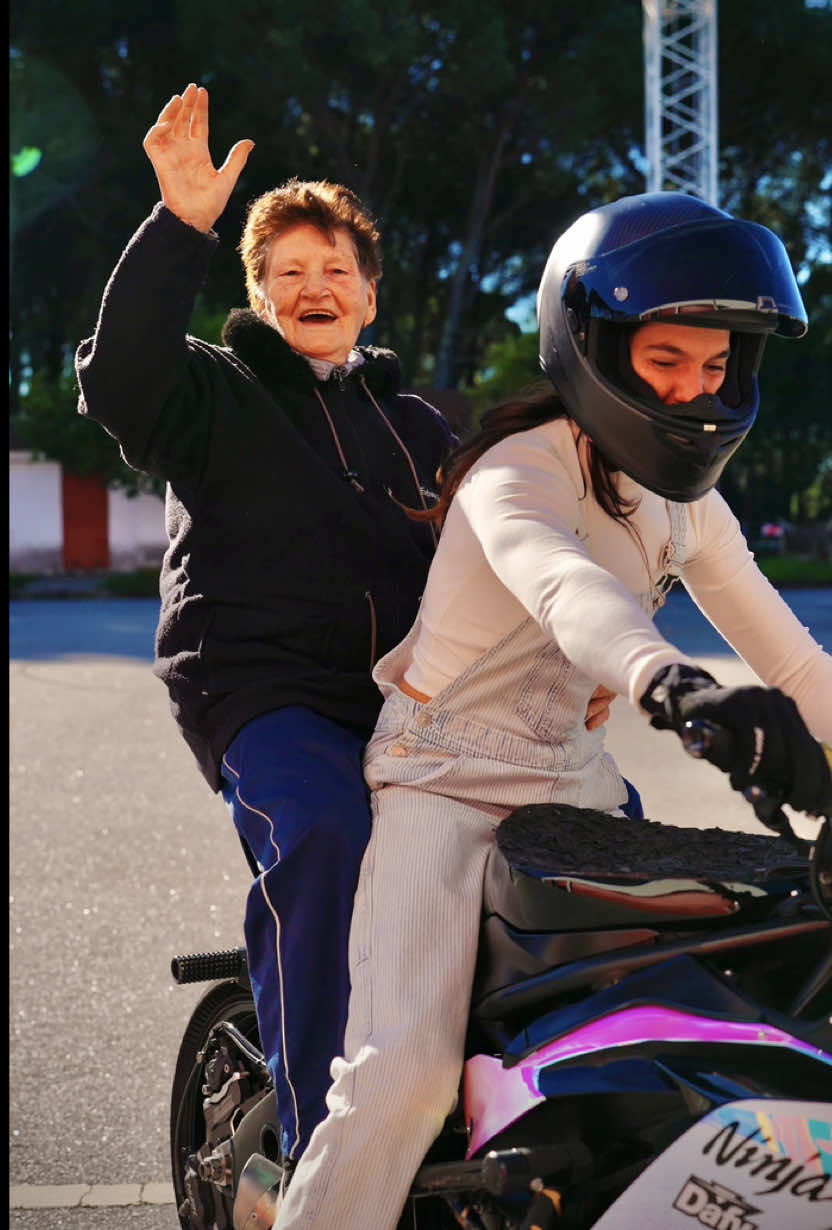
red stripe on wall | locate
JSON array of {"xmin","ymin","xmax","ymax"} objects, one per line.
[{"xmin": 62, "ymin": 471, "xmax": 110, "ymax": 570}]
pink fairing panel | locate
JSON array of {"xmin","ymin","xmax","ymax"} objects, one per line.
[{"xmin": 463, "ymin": 1004, "xmax": 832, "ymax": 1158}]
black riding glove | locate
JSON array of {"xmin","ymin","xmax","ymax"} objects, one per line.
[{"xmin": 640, "ymin": 664, "xmax": 832, "ymax": 817}]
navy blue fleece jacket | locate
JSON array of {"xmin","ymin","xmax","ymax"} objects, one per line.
[{"xmin": 76, "ymin": 204, "xmax": 454, "ymax": 790}]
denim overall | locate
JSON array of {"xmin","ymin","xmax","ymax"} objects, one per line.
[{"xmin": 275, "ymin": 503, "xmax": 688, "ymax": 1230}]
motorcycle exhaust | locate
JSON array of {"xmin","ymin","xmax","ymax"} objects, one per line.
[{"xmin": 232, "ymin": 1153, "xmax": 284, "ymax": 1230}]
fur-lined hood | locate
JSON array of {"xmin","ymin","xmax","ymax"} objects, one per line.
[{"xmin": 220, "ymin": 308, "xmax": 403, "ymax": 398}]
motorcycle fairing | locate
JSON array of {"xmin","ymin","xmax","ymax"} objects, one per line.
[
  {"xmin": 589, "ymin": 1098, "xmax": 832, "ymax": 1229},
  {"xmin": 494, "ymin": 955, "xmax": 766, "ymax": 1064},
  {"xmin": 463, "ymin": 1006, "xmax": 832, "ymax": 1158}
]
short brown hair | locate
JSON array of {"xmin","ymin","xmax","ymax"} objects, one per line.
[{"xmin": 239, "ymin": 178, "xmax": 383, "ymax": 309}]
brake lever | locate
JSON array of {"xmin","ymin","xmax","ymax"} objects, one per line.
[
  {"xmin": 681, "ymin": 719, "xmax": 807, "ymax": 853},
  {"xmin": 809, "ymin": 818, "xmax": 832, "ymax": 922}
]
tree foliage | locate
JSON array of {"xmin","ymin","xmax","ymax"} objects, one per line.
[
  {"xmin": 719, "ymin": 266, "xmax": 832, "ymax": 529},
  {"xmin": 9, "ymin": 0, "xmax": 831, "ymax": 524},
  {"xmin": 13, "ymin": 369, "xmax": 163, "ymax": 495}
]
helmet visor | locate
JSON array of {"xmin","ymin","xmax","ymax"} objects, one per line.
[{"xmin": 576, "ymin": 218, "xmax": 807, "ymax": 338}]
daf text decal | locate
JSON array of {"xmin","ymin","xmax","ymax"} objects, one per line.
[{"xmin": 673, "ymin": 1175, "xmax": 760, "ymax": 1230}]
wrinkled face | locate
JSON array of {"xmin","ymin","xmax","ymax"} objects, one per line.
[
  {"xmin": 630, "ymin": 322, "xmax": 731, "ymax": 405},
  {"xmin": 258, "ymin": 223, "xmax": 377, "ymax": 364}
]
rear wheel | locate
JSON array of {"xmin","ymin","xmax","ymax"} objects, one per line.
[
  {"xmin": 171, "ymin": 982, "xmax": 464, "ymax": 1230},
  {"xmin": 170, "ymin": 980, "xmax": 274, "ymax": 1230}
]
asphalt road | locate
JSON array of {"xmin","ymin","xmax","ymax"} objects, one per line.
[
  {"xmin": 11, "ymin": 601, "xmax": 252, "ymax": 1228},
  {"xmin": 9, "ymin": 588, "xmax": 831, "ymax": 1226}
]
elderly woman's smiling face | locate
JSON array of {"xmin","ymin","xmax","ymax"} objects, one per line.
[
  {"xmin": 258, "ymin": 223, "xmax": 378, "ymax": 365},
  {"xmin": 629, "ymin": 322, "xmax": 731, "ymax": 405}
]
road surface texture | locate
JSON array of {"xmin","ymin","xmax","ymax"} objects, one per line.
[{"xmin": 9, "ymin": 587, "xmax": 830, "ymax": 1225}]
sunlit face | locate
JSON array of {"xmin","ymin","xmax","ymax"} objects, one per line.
[
  {"xmin": 258, "ymin": 223, "xmax": 377, "ymax": 364},
  {"xmin": 629, "ymin": 322, "xmax": 731, "ymax": 405}
]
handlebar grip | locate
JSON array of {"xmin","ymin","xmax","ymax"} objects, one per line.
[
  {"xmin": 681, "ymin": 721, "xmax": 807, "ymax": 851},
  {"xmin": 680, "ymin": 719, "xmax": 733, "ymax": 763}
]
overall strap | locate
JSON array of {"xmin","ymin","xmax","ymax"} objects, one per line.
[{"xmin": 651, "ymin": 500, "xmax": 689, "ymax": 612}]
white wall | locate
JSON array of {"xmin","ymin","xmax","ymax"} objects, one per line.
[
  {"xmin": 9, "ymin": 452, "xmax": 168, "ymax": 572},
  {"xmin": 108, "ymin": 487, "xmax": 167, "ymax": 569},
  {"xmin": 9, "ymin": 452, "xmax": 63, "ymax": 572}
]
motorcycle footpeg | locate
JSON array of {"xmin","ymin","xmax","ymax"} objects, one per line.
[{"xmin": 232, "ymin": 1153, "xmax": 285, "ymax": 1230}]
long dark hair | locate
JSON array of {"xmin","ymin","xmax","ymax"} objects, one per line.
[{"xmin": 415, "ymin": 383, "xmax": 640, "ymax": 531}]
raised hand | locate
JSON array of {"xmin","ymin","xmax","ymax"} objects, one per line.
[{"xmin": 142, "ymin": 83, "xmax": 255, "ymax": 234}]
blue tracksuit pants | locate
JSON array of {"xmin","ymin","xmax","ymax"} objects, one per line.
[{"xmin": 220, "ymin": 707, "xmax": 372, "ymax": 1162}]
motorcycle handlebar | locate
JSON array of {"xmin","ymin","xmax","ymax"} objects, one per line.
[
  {"xmin": 681, "ymin": 719, "xmax": 831, "ymax": 920},
  {"xmin": 681, "ymin": 716, "xmax": 831, "ymax": 838},
  {"xmin": 680, "ymin": 718, "xmax": 789, "ymax": 829},
  {"xmin": 679, "ymin": 718, "xmax": 732, "ymax": 763}
]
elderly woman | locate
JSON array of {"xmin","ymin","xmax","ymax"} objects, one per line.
[{"xmin": 74, "ymin": 83, "xmax": 457, "ymax": 1167}]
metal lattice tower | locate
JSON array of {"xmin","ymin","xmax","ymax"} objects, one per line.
[{"xmin": 643, "ymin": 0, "xmax": 718, "ymax": 204}]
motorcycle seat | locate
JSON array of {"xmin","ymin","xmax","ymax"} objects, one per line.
[
  {"xmin": 488, "ymin": 804, "xmax": 805, "ymax": 930},
  {"xmin": 470, "ymin": 805, "xmax": 808, "ymax": 1020}
]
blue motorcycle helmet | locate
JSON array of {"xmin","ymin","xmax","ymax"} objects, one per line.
[{"xmin": 537, "ymin": 192, "xmax": 808, "ymax": 501}]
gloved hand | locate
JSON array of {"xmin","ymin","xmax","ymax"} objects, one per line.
[{"xmin": 640, "ymin": 663, "xmax": 832, "ymax": 817}]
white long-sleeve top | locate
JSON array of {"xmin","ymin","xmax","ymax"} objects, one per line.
[{"xmin": 403, "ymin": 418, "xmax": 832, "ymax": 743}]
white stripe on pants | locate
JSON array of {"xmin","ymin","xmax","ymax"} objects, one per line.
[{"xmin": 273, "ymin": 783, "xmax": 497, "ymax": 1229}]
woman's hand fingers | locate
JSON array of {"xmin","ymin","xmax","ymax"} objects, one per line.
[
  {"xmin": 218, "ymin": 139, "xmax": 256, "ymax": 183},
  {"xmin": 142, "ymin": 84, "xmax": 253, "ymax": 234},
  {"xmin": 585, "ymin": 685, "xmax": 616, "ymax": 731},
  {"xmin": 189, "ymin": 84, "xmax": 210, "ymax": 143}
]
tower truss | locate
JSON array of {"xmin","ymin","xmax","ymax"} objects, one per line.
[{"xmin": 643, "ymin": 0, "xmax": 718, "ymax": 203}]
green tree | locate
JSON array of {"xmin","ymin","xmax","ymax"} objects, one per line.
[
  {"xmin": 12, "ymin": 370, "xmax": 162, "ymax": 495},
  {"xmin": 718, "ymin": 0, "xmax": 832, "ymax": 271},
  {"xmin": 718, "ymin": 266, "xmax": 832, "ymax": 530},
  {"xmin": 800, "ymin": 456, "xmax": 832, "ymax": 525},
  {"xmin": 467, "ymin": 329, "xmax": 542, "ymax": 419},
  {"xmin": 9, "ymin": 0, "xmax": 831, "ymax": 508}
]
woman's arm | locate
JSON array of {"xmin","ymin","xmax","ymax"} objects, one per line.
[
  {"xmin": 75, "ymin": 206, "xmax": 219, "ymax": 482},
  {"xmin": 455, "ymin": 429, "xmax": 694, "ymax": 706},
  {"xmin": 75, "ymin": 85, "xmax": 255, "ymax": 484},
  {"xmin": 682, "ymin": 490, "xmax": 832, "ymax": 743}
]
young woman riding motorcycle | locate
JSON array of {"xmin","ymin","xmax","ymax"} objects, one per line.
[{"xmin": 269, "ymin": 191, "xmax": 832, "ymax": 1230}]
